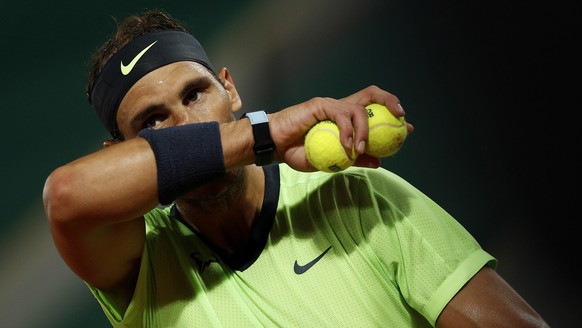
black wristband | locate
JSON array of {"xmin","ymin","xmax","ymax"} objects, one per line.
[
  {"xmin": 242, "ymin": 111, "xmax": 275, "ymax": 166},
  {"xmin": 138, "ymin": 122, "xmax": 225, "ymax": 205}
]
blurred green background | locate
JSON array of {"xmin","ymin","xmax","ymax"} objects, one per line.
[{"xmin": 1, "ymin": 1, "xmax": 577, "ymax": 327}]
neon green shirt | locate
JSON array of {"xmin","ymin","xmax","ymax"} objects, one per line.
[{"xmin": 88, "ymin": 164, "xmax": 496, "ymax": 327}]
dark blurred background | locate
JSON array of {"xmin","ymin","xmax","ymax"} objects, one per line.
[{"xmin": 1, "ymin": 1, "xmax": 578, "ymax": 327}]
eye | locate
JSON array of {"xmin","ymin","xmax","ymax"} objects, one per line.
[
  {"xmin": 185, "ymin": 89, "xmax": 203, "ymax": 104},
  {"xmin": 143, "ymin": 114, "xmax": 167, "ymax": 129}
]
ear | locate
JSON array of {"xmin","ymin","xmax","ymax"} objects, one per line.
[
  {"xmin": 103, "ymin": 139, "xmax": 121, "ymax": 148},
  {"xmin": 218, "ymin": 67, "xmax": 242, "ymax": 113}
]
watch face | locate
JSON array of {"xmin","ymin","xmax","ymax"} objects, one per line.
[{"xmin": 245, "ymin": 111, "xmax": 269, "ymax": 124}]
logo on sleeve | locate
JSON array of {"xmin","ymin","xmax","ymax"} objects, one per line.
[
  {"xmin": 120, "ymin": 40, "xmax": 158, "ymax": 75},
  {"xmin": 293, "ymin": 245, "xmax": 332, "ymax": 275}
]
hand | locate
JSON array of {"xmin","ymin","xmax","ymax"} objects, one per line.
[
  {"xmin": 269, "ymin": 85, "xmax": 413, "ymax": 171},
  {"xmin": 340, "ymin": 85, "xmax": 414, "ymax": 135}
]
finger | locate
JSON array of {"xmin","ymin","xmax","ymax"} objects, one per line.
[
  {"xmin": 371, "ymin": 93, "xmax": 404, "ymax": 118},
  {"xmin": 341, "ymin": 85, "xmax": 405, "ymax": 118},
  {"xmin": 387, "ymin": 100, "xmax": 404, "ymax": 115},
  {"xmin": 329, "ymin": 101, "xmax": 368, "ymax": 157},
  {"xmin": 406, "ymin": 122, "xmax": 414, "ymax": 134},
  {"xmin": 350, "ymin": 104, "xmax": 369, "ymax": 155},
  {"xmin": 354, "ymin": 153, "xmax": 381, "ymax": 168}
]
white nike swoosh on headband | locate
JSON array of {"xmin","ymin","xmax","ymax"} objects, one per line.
[{"xmin": 120, "ymin": 40, "xmax": 158, "ymax": 76}]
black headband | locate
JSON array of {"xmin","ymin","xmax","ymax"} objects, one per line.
[{"xmin": 90, "ymin": 30, "xmax": 215, "ymax": 138}]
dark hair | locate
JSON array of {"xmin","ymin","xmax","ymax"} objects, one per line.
[{"xmin": 85, "ymin": 10, "xmax": 189, "ymax": 104}]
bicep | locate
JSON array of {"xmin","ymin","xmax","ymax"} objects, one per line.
[{"xmin": 436, "ymin": 266, "xmax": 549, "ymax": 328}]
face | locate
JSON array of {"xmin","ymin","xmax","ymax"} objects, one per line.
[
  {"xmin": 116, "ymin": 61, "xmax": 241, "ymax": 140},
  {"xmin": 115, "ymin": 61, "xmax": 244, "ymax": 209}
]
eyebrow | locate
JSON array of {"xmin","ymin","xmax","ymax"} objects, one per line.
[
  {"xmin": 129, "ymin": 76, "xmax": 212, "ymax": 131},
  {"xmin": 129, "ymin": 104, "xmax": 165, "ymax": 131},
  {"xmin": 179, "ymin": 76, "xmax": 210, "ymax": 100}
]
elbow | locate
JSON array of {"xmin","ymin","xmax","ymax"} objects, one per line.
[{"xmin": 43, "ymin": 167, "xmax": 81, "ymax": 227}]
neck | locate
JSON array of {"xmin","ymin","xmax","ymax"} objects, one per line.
[{"xmin": 176, "ymin": 165, "xmax": 265, "ymax": 254}]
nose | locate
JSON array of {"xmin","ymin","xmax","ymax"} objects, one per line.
[{"xmin": 175, "ymin": 107, "xmax": 196, "ymax": 126}]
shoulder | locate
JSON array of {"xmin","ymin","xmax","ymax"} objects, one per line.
[
  {"xmin": 277, "ymin": 164, "xmax": 423, "ymax": 208},
  {"xmin": 278, "ymin": 163, "xmax": 401, "ymax": 181},
  {"xmin": 278, "ymin": 163, "xmax": 414, "ymax": 191}
]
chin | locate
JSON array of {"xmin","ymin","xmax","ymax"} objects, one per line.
[{"xmin": 179, "ymin": 168, "xmax": 245, "ymax": 210}]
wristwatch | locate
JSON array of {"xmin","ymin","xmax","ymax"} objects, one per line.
[{"xmin": 242, "ymin": 110, "xmax": 275, "ymax": 166}]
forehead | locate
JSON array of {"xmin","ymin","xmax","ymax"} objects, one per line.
[
  {"xmin": 133, "ymin": 61, "xmax": 212, "ymax": 91},
  {"xmin": 120, "ymin": 61, "xmax": 213, "ymax": 106}
]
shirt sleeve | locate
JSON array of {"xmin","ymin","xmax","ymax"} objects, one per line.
[{"xmin": 356, "ymin": 168, "xmax": 497, "ymax": 326}]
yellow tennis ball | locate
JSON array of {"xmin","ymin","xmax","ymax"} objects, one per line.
[
  {"xmin": 365, "ymin": 103, "xmax": 407, "ymax": 157},
  {"xmin": 305, "ymin": 120, "xmax": 357, "ymax": 172}
]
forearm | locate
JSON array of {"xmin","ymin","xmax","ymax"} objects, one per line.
[
  {"xmin": 44, "ymin": 119, "xmax": 257, "ymax": 227},
  {"xmin": 43, "ymin": 137, "xmax": 160, "ymax": 227}
]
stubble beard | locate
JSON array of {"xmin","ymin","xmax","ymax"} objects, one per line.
[{"xmin": 178, "ymin": 167, "xmax": 246, "ymax": 213}]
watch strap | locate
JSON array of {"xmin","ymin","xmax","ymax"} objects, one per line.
[{"xmin": 242, "ymin": 111, "xmax": 275, "ymax": 166}]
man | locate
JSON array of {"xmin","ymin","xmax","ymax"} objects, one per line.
[{"xmin": 43, "ymin": 10, "xmax": 549, "ymax": 327}]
